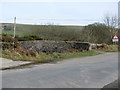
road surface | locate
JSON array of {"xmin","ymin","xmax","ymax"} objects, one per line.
[{"xmin": 2, "ymin": 52, "xmax": 118, "ymax": 88}]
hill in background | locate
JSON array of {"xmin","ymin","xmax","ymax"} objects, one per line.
[{"xmin": 1, "ymin": 23, "xmax": 84, "ymax": 41}]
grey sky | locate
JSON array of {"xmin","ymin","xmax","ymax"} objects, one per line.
[{"xmin": 1, "ymin": 1, "xmax": 118, "ymax": 26}]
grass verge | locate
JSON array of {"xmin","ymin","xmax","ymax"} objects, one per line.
[{"xmin": 1, "ymin": 50, "xmax": 101, "ymax": 62}]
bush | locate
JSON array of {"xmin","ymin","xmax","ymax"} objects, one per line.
[
  {"xmin": 81, "ymin": 23, "xmax": 112, "ymax": 44},
  {"xmin": 15, "ymin": 35, "xmax": 44, "ymax": 41},
  {"xmin": 2, "ymin": 33, "xmax": 7, "ymax": 36},
  {"xmin": 14, "ymin": 47, "xmax": 39, "ymax": 57},
  {"xmin": 0, "ymin": 35, "xmax": 19, "ymax": 50}
]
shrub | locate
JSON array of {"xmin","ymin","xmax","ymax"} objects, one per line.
[
  {"xmin": 14, "ymin": 47, "xmax": 39, "ymax": 57},
  {"xmin": 0, "ymin": 35, "xmax": 19, "ymax": 50},
  {"xmin": 96, "ymin": 43, "xmax": 109, "ymax": 49},
  {"xmin": 101, "ymin": 43, "xmax": 109, "ymax": 49},
  {"xmin": 2, "ymin": 33, "xmax": 7, "ymax": 36},
  {"xmin": 15, "ymin": 35, "xmax": 44, "ymax": 41}
]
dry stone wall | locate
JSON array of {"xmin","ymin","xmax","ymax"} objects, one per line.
[{"xmin": 19, "ymin": 40, "xmax": 91, "ymax": 53}]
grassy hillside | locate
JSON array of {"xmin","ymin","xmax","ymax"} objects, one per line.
[
  {"xmin": 1, "ymin": 23, "xmax": 84, "ymax": 41},
  {"xmin": 1, "ymin": 23, "xmax": 83, "ymax": 35}
]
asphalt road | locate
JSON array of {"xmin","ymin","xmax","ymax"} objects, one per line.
[{"xmin": 2, "ymin": 52, "xmax": 118, "ymax": 88}]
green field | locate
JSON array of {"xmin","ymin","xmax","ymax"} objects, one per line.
[
  {"xmin": 2, "ymin": 23, "xmax": 83, "ymax": 36},
  {"xmin": 1, "ymin": 23, "xmax": 84, "ymax": 41}
]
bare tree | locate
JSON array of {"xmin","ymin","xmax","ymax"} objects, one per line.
[
  {"xmin": 81, "ymin": 23, "xmax": 111, "ymax": 44},
  {"xmin": 103, "ymin": 14, "xmax": 118, "ymax": 28},
  {"xmin": 103, "ymin": 14, "xmax": 118, "ymax": 37}
]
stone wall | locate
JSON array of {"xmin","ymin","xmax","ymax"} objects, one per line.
[{"xmin": 19, "ymin": 40, "xmax": 91, "ymax": 53}]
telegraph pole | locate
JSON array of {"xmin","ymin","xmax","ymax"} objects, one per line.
[
  {"xmin": 13, "ymin": 17, "xmax": 16, "ymax": 38},
  {"xmin": 13, "ymin": 17, "xmax": 16, "ymax": 50}
]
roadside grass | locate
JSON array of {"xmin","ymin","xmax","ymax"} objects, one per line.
[
  {"xmin": 95, "ymin": 45, "xmax": 118, "ymax": 52},
  {"xmin": 1, "ymin": 50, "xmax": 101, "ymax": 62}
]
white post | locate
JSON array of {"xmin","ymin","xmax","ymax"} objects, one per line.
[
  {"xmin": 13, "ymin": 17, "xmax": 16, "ymax": 50},
  {"xmin": 13, "ymin": 17, "xmax": 16, "ymax": 38}
]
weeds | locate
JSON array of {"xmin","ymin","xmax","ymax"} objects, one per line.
[{"xmin": 2, "ymin": 50, "xmax": 101, "ymax": 62}]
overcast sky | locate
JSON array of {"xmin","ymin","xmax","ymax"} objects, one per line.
[{"xmin": 0, "ymin": 0, "xmax": 119, "ymax": 26}]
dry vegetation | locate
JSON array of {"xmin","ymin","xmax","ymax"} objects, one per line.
[
  {"xmin": 2, "ymin": 49, "xmax": 101, "ymax": 62},
  {"xmin": 95, "ymin": 43, "xmax": 118, "ymax": 52}
]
